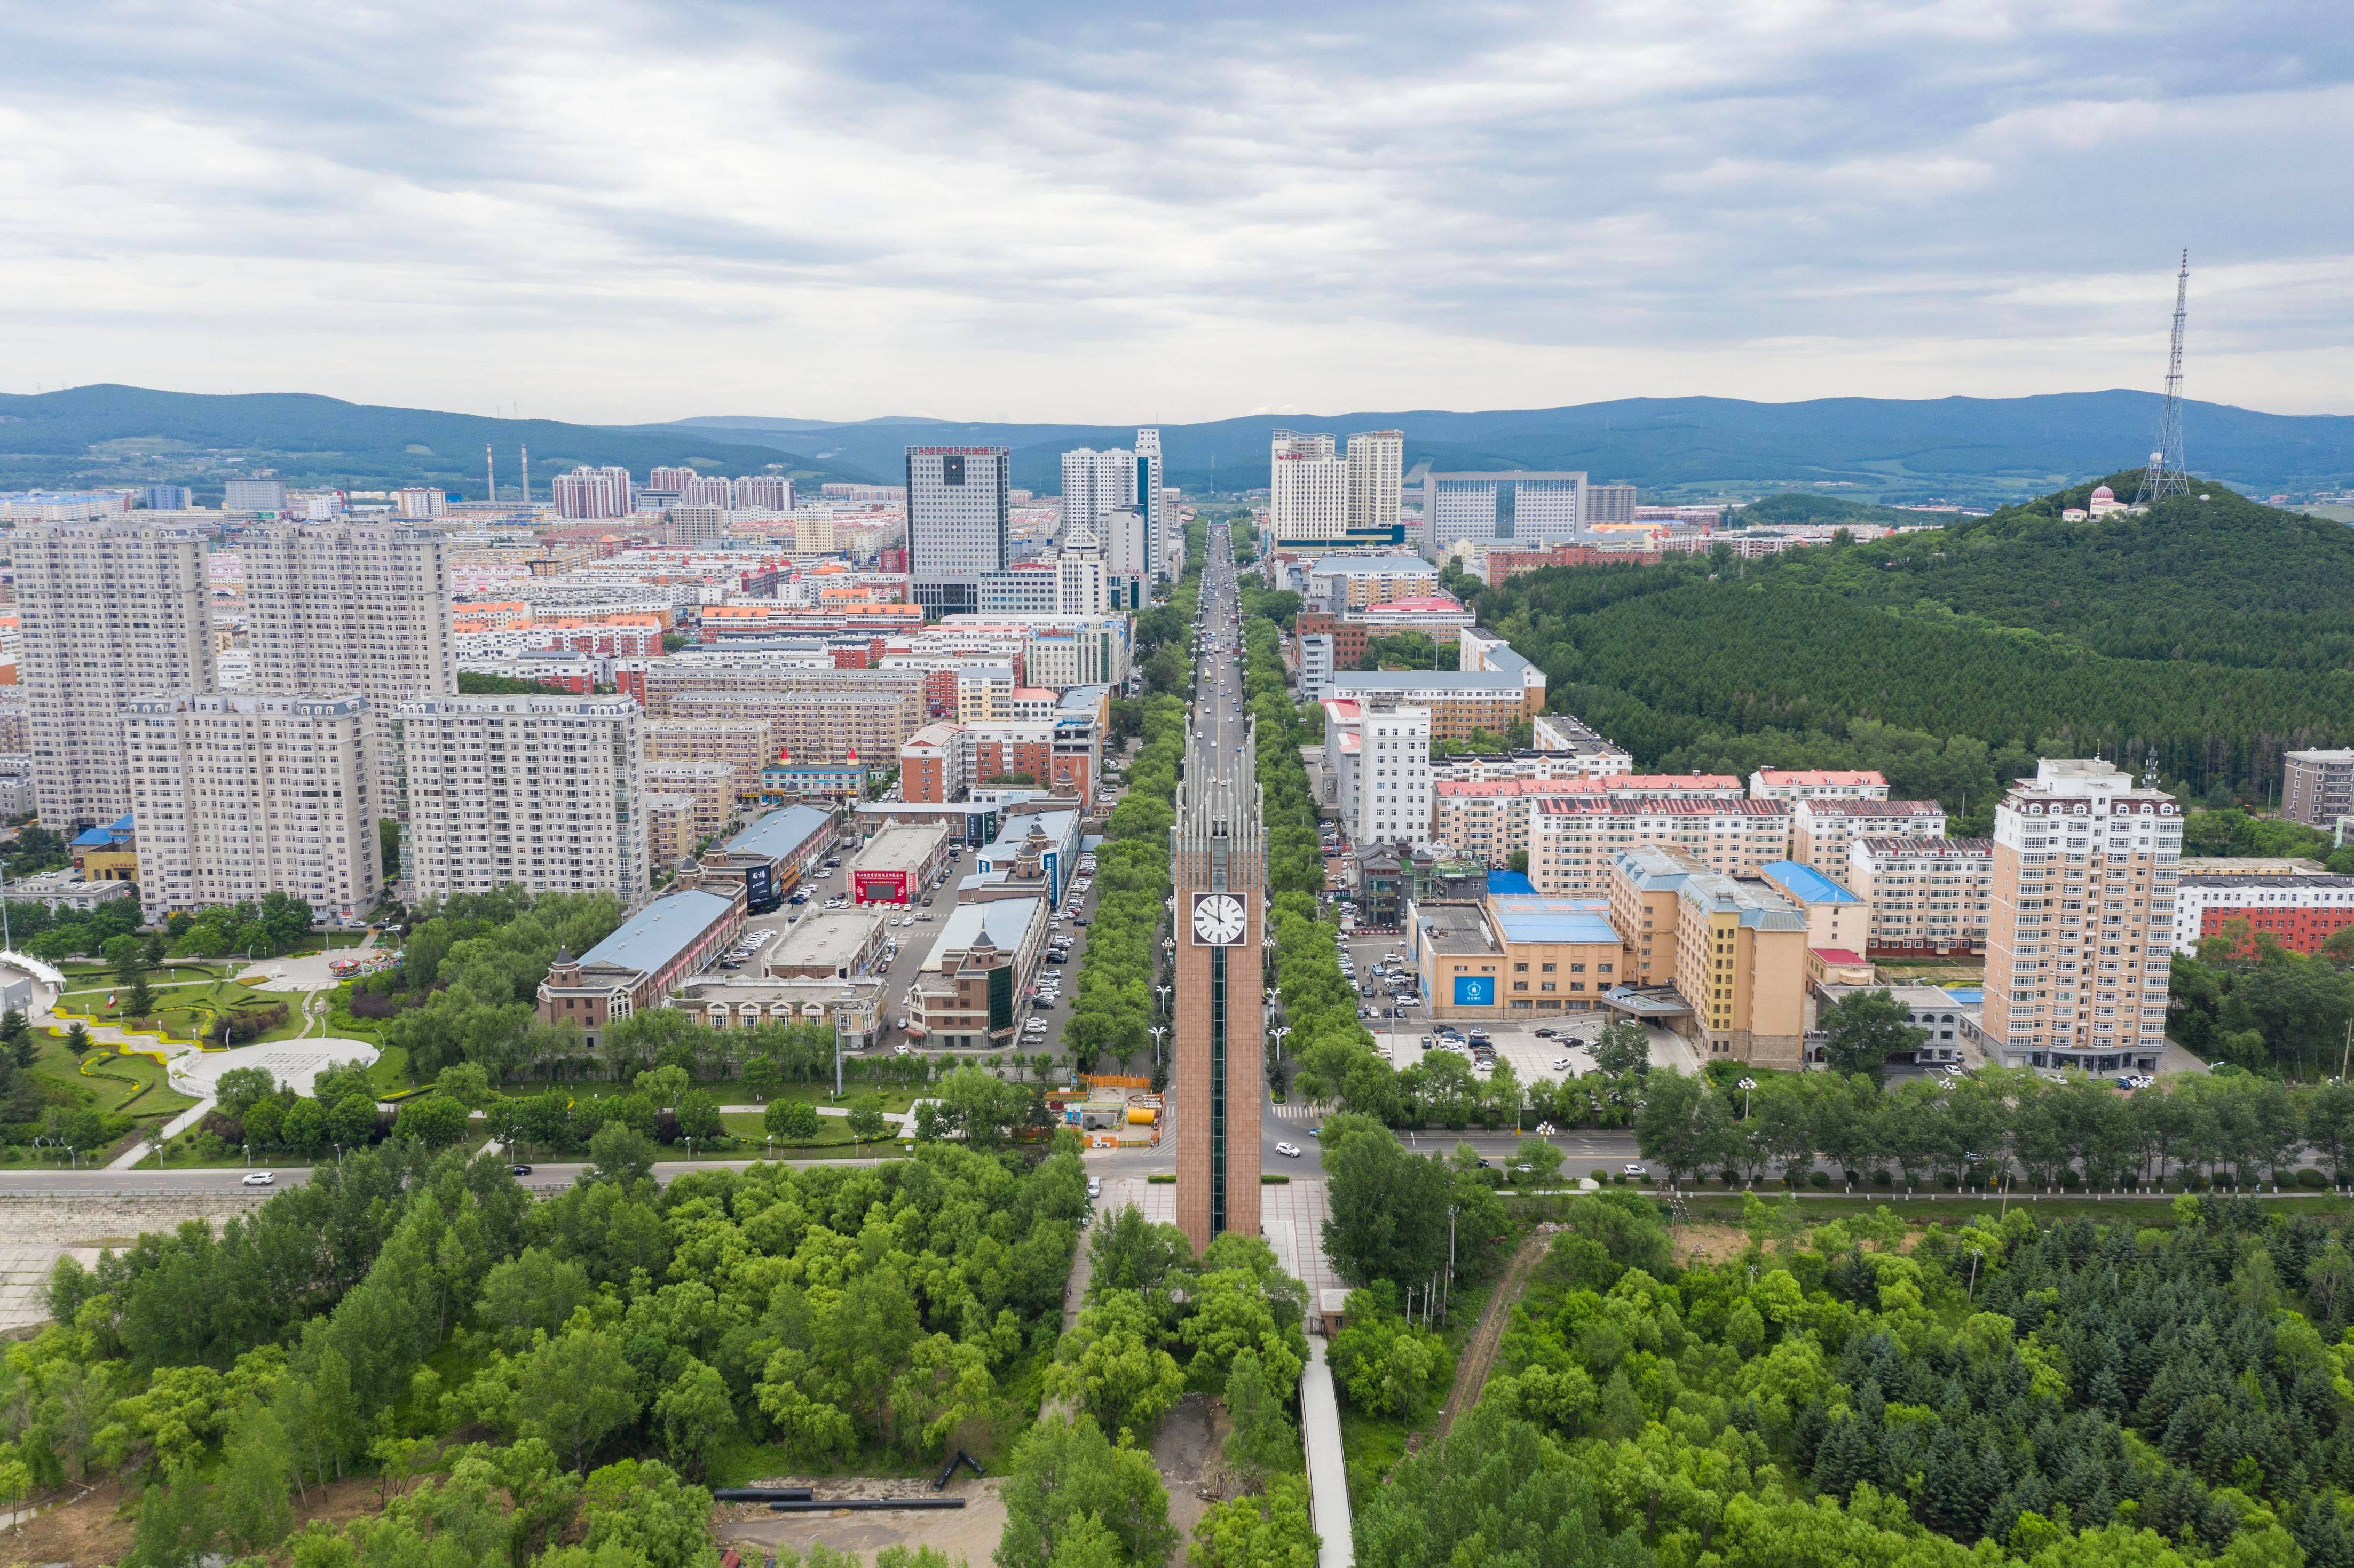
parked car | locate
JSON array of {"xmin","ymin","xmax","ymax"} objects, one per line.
[
  {"xmin": 1551, "ymin": 1056, "xmax": 1574, "ymax": 1072},
  {"xmin": 1534, "ymin": 1027, "xmax": 1557, "ymax": 1039}
]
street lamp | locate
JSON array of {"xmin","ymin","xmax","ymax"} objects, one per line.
[
  {"xmin": 1149, "ymin": 1025, "xmax": 1167, "ymax": 1066},
  {"xmin": 1737, "ymin": 1077, "xmax": 1756, "ymax": 1119},
  {"xmin": 1270, "ymin": 1025, "xmax": 1292, "ymax": 1063},
  {"xmin": 1156, "ymin": 985, "xmax": 1172, "ymax": 1019}
]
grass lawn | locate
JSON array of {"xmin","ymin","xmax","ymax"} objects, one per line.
[
  {"xmin": 514, "ymin": 1080, "xmax": 930, "ymax": 1113},
  {"xmin": 368, "ymin": 1047, "xmax": 411, "ymax": 1092},
  {"xmin": 29, "ymin": 1032, "xmax": 198, "ymax": 1120}
]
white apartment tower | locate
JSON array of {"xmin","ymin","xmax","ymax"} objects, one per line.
[
  {"xmin": 123, "ymin": 693, "xmax": 380, "ymax": 923},
  {"xmin": 1322, "ymin": 698, "xmax": 1433, "ymax": 846},
  {"xmin": 648, "ymin": 466, "xmax": 696, "ymax": 493},
  {"xmin": 906, "ymin": 447, "xmax": 1010, "ymax": 617},
  {"xmin": 242, "ymin": 523, "xmax": 457, "ymax": 814},
  {"xmin": 551, "ymin": 466, "xmax": 634, "ymax": 520},
  {"xmin": 732, "ymin": 475, "xmax": 795, "ymax": 511},
  {"xmin": 1271, "ymin": 431, "xmax": 1350, "ymax": 540},
  {"xmin": 1056, "ymin": 524, "xmax": 1109, "ymax": 616},
  {"xmin": 393, "ymin": 695, "xmax": 649, "ymax": 902},
  {"xmin": 1135, "ymin": 428, "xmax": 1168, "ymax": 582},
  {"xmin": 1060, "ymin": 430, "xmax": 1167, "ymax": 582},
  {"xmin": 1347, "ymin": 430, "xmax": 1404, "ymax": 534},
  {"xmin": 1060, "ymin": 447, "xmax": 1133, "ymax": 536},
  {"xmin": 1981, "ymin": 759, "xmax": 2182, "ymax": 1073},
  {"xmin": 16, "ymin": 520, "xmax": 217, "ymax": 830}
]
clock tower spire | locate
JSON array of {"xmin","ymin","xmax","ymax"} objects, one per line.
[{"xmin": 1171, "ymin": 697, "xmax": 1266, "ymax": 1255}]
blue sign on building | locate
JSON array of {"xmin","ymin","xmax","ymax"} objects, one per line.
[{"xmin": 1452, "ymin": 975, "xmax": 1496, "ymax": 1007}]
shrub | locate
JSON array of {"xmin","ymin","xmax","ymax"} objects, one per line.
[
  {"xmin": 1808, "ymin": 1170, "xmax": 1831, "ymax": 1187},
  {"xmin": 2296, "ymin": 1167, "xmax": 2328, "ymax": 1189},
  {"xmin": 1589, "ymin": 1168, "xmax": 1609, "ymax": 1185},
  {"xmin": 1148, "ymin": 1173, "xmax": 1175, "ymax": 1184},
  {"xmin": 1261, "ymin": 1173, "xmax": 1290, "ymax": 1184}
]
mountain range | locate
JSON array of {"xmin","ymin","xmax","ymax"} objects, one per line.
[{"xmin": 3, "ymin": 384, "xmax": 2351, "ymax": 505}]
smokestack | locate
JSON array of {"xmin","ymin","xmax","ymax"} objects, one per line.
[
  {"xmin": 521, "ymin": 445, "xmax": 530, "ymax": 505},
  {"xmin": 486, "ymin": 442, "xmax": 495, "ymax": 505}
]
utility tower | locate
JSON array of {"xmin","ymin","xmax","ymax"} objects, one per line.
[{"xmin": 2132, "ymin": 250, "xmax": 2190, "ymax": 506}]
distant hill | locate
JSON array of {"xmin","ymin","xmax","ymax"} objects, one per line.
[
  {"xmin": 1466, "ymin": 470, "xmax": 2354, "ymax": 815},
  {"xmin": 662, "ymin": 391, "xmax": 2354, "ymax": 503},
  {"xmin": 0, "ymin": 385, "xmax": 878, "ymax": 501}
]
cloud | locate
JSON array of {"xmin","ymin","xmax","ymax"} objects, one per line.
[{"xmin": 0, "ymin": 0, "xmax": 2349, "ymax": 420}]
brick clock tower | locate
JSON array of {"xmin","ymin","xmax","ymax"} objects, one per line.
[{"xmin": 1172, "ymin": 716, "xmax": 1265, "ymax": 1254}]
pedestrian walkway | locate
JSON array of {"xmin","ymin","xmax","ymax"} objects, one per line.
[
  {"xmin": 1300, "ymin": 1335, "xmax": 1353, "ymax": 1567},
  {"xmin": 1269, "ymin": 1101, "xmax": 1325, "ymax": 1122}
]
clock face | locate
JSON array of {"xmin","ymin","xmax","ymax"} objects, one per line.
[{"xmin": 1191, "ymin": 892, "xmax": 1247, "ymax": 946}]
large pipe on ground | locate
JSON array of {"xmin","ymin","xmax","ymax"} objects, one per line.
[
  {"xmin": 712, "ymin": 1488, "xmax": 814, "ymax": 1502},
  {"xmin": 765, "ymin": 1499, "xmax": 967, "ymax": 1513}
]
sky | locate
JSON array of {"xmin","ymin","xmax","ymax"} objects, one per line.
[{"xmin": 4, "ymin": 1, "xmax": 2351, "ymax": 424}]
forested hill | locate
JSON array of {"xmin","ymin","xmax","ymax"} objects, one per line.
[{"xmin": 1465, "ymin": 470, "xmax": 2354, "ymax": 814}]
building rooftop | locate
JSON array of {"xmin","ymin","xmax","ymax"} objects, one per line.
[
  {"xmin": 1612, "ymin": 844, "xmax": 1702, "ymax": 890},
  {"xmin": 1489, "ymin": 896, "xmax": 1618, "ymax": 946},
  {"xmin": 1677, "ymin": 870, "xmax": 1807, "ymax": 931},
  {"xmin": 1798, "ymin": 798, "xmax": 1946, "ymax": 818},
  {"xmin": 2287, "ymin": 749, "xmax": 2354, "ymax": 763},
  {"xmin": 1759, "ymin": 860, "xmax": 1862, "ymax": 905},
  {"xmin": 2178, "ymin": 871, "xmax": 2354, "ymax": 889},
  {"xmin": 856, "ymin": 822, "xmax": 950, "ymax": 875},
  {"xmin": 768, "ymin": 912, "xmax": 883, "ymax": 975},
  {"xmin": 1485, "ymin": 869, "xmax": 1537, "ymax": 896},
  {"xmin": 576, "ymin": 890, "xmax": 737, "ymax": 976},
  {"xmin": 923, "ymin": 896, "xmax": 1043, "ymax": 970},
  {"xmin": 1325, "ymin": 669, "xmax": 1520, "ymax": 693},
  {"xmin": 2176, "ymin": 857, "xmax": 2326, "ymax": 876},
  {"xmin": 1539, "ymin": 795, "xmax": 1788, "ymax": 819},
  {"xmin": 1310, "ymin": 555, "xmax": 1434, "ymax": 574},
  {"xmin": 722, "ymin": 805, "xmax": 836, "ymax": 861},
  {"xmin": 1415, "ymin": 901, "xmax": 1498, "ymax": 955},
  {"xmin": 1854, "ymin": 836, "xmax": 1994, "ymax": 858},
  {"xmin": 1357, "ymin": 596, "xmax": 1468, "ymax": 615},
  {"xmin": 1756, "ymin": 769, "xmax": 1887, "ymax": 787}
]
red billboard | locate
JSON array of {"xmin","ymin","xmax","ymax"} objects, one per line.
[{"xmin": 854, "ymin": 869, "xmax": 910, "ymax": 904}]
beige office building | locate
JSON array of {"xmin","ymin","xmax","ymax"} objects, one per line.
[
  {"xmin": 243, "ymin": 524, "xmax": 456, "ymax": 812},
  {"xmin": 1603, "ymin": 844, "xmax": 1807, "ymax": 1066},
  {"xmin": 123, "ymin": 693, "xmax": 379, "ymax": 923},
  {"xmin": 17, "ymin": 520, "xmax": 216, "ymax": 829},
  {"xmin": 394, "ymin": 695, "xmax": 647, "ymax": 901},
  {"xmin": 1346, "ymin": 430, "xmax": 1404, "ymax": 534},
  {"xmin": 1981, "ymin": 759, "xmax": 2181, "ymax": 1072}
]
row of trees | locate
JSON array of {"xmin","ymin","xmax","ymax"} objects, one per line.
[{"xmin": 1634, "ymin": 1059, "xmax": 2354, "ymax": 1192}]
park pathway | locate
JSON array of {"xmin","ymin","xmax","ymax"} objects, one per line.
[{"xmin": 1433, "ymin": 1223, "xmax": 1557, "ymax": 1438}]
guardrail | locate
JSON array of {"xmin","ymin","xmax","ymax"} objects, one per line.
[{"xmin": 0, "ymin": 1187, "xmax": 277, "ymax": 1199}]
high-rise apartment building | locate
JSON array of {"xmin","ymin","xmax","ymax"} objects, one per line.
[
  {"xmin": 1418, "ymin": 470, "xmax": 1589, "ymax": 551},
  {"xmin": 681, "ymin": 475, "xmax": 731, "ymax": 508},
  {"xmin": 1056, "ymin": 524, "xmax": 1108, "ymax": 616},
  {"xmin": 1270, "ymin": 431, "xmax": 1349, "ymax": 540},
  {"xmin": 2283, "ymin": 749, "xmax": 2354, "ymax": 828},
  {"xmin": 906, "ymin": 447, "xmax": 1009, "ymax": 617},
  {"xmin": 395, "ymin": 488, "xmax": 447, "ymax": 519},
  {"xmin": 123, "ymin": 693, "xmax": 379, "ymax": 922},
  {"xmin": 648, "ymin": 466, "xmax": 697, "ymax": 493},
  {"xmin": 144, "ymin": 485, "xmax": 193, "ymax": 511},
  {"xmin": 393, "ymin": 695, "xmax": 648, "ymax": 901},
  {"xmin": 551, "ymin": 466, "xmax": 634, "ymax": 520},
  {"xmin": 1587, "ymin": 484, "xmax": 1638, "ymax": 525},
  {"xmin": 732, "ymin": 474, "xmax": 794, "ymax": 511},
  {"xmin": 223, "ymin": 479, "xmax": 288, "ymax": 511},
  {"xmin": 1060, "ymin": 447, "xmax": 1133, "ymax": 536},
  {"xmin": 243, "ymin": 522, "xmax": 457, "ymax": 813},
  {"xmin": 1981, "ymin": 759, "xmax": 2180, "ymax": 1073},
  {"xmin": 1135, "ymin": 428, "xmax": 1167, "ymax": 581},
  {"xmin": 1845, "ymin": 836, "xmax": 1993, "ymax": 956},
  {"xmin": 16, "ymin": 520, "xmax": 217, "ymax": 830},
  {"xmin": 1321, "ymin": 698, "xmax": 1432, "ymax": 846},
  {"xmin": 1347, "ymin": 430, "xmax": 1403, "ymax": 533}
]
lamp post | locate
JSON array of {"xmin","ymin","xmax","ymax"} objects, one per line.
[
  {"xmin": 242, "ymin": 1142, "xmax": 250, "ymax": 1169},
  {"xmin": 1149, "ymin": 1025, "xmax": 1167, "ymax": 1067},
  {"xmin": 1737, "ymin": 1076, "xmax": 1756, "ymax": 1119},
  {"xmin": 1156, "ymin": 985, "xmax": 1172, "ymax": 1020},
  {"xmin": 1270, "ymin": 1025, "xmax": 1292, "ymax": 1064}
]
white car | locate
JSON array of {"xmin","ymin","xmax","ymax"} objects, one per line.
[
  {"xmin": 1623, "ymin": 1163, "xmax": 1646, "ymax": 1177},
  {"xmin": 894, "ymin": 1043, "xmax": 912, "ymax": 1056},
  {"xmin": 242, "ymin": 1170, "xmax": 275, "ymax": 1186},
  {"xmin": 1551, "ymin": 1057, "xmax": 1574, "ymax": 1072},
  {"xmin": 1275, "ymin": 1142, "xmax": 1302, "ymax": 1158}
]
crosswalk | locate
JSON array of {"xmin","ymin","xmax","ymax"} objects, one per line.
[{"xmin": 1270, "ymin": 1100, "xmax": 1326, "ymax": 1122}]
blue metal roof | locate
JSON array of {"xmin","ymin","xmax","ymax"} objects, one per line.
[
  {"xmin": 1943, "ymin": 986, "xmax": 1985, "ymax": 1004},
  {"xmin": 724, "ymin": 804, "xmax": 835, "ymax": 860},
  {"xmin": 1486, "ymin": 870, "xmax": 1537, "ymax": 896},
  {"xmin": 1760, "ymin": 860, "xmax": 1861, "ymax": 905},
  {"xmin": 1490, "ymin": 896, "xmax": 1618, "ymax": 945},
  {"xmin": 577, "ymin": 890, "xmax": 736, "ymax": 975}
]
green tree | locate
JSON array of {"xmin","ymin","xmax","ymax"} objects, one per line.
[
  {"xmin": 846, "ymin": 1096, "xmax": 889, "ymax": 1145},
  {"xmin": 0, "ymin": 1008, "xmax": 29, "ymax": 1070},
  {"xmin": 1588, "ymin": 1020, "xmax": 1650, "ymax": 1076},
  {"xmin": 214, "ymin": 1065, "xmax": 280, "ymax": 1120},
  {"xmin": 66, "ymin": 1020, "xmax": 91, "ymax": 1056},
  {"xmin": 1220, "ymin": 1346, "xmax": 1299, "ymax": 1482},
  {"xmin": 393, "ymin": 1095, "xmax": 470, "ymax": 1146},
  {"xmin": 515, "ymin": 1327, "xmax": 643, "ymax": 1471},
  {"xmin": 1632, "ymin": 1071, "xmax": 1736, "ymax": 1186},
  {"xmin": 995, "ymin": 1414, "xmax": 1178, "ymax": 1568},
  {"xmin": 1323, "ymin": 1123, "xmax": 1452, "ymax": 1289},
  {"xmin": 765, "ymin": 1097, "xmax": 821, "ymax": 1142},
  {"xmin": 1190, "ymin": 1475, "xmax": 1318, "ymax": 1568},
  {"xmin": 433, "ymin": 1061, "xmax": 494, "ymax": 1107},
  {"xmin": 579, "ymin": 1458, "xmax": 718, "ymax": 1568},
  {"xmin": 1355, "ymin": 1401, "xmax": 1648, "ymax": 1568},
  {"xmin": 588, "ymin": 1123, "xmax": 658, "ymax": 1184},
  {"xmin": 1818, "ymin": 988, "xmax": 1926, "ymax": 1085},
  {"xmin": 127, "ymin": 1461, "xmax": 216, "ymax": 1568},
  {"xmin": 1511, "ymin": 1137, "xmax": 1565, "ymax": 1187},
  {"xmin": 1046, "ymin": 1291, "xmax": 1185, "ymax": 1441},
  {"xmin": 216, "ymin": 1400, "xmax": 295, "ymax": 1556},
  {"xmin": 652, "ymin": 1361, "xmax": 738, "ymax": 1479}
]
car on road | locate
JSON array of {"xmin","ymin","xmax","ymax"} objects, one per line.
[
  {"xmin": 1087, "ymin": 1177, "xmax": 1102, "ymax": 1199},
  {"xmin": 1623, "ymin": 1162, "xmax": 1646, "ymax": 1177},
  {"xmin": 242, "ymin": 1170, "xmax": 275, "ymax": 1186},
  {"xmin": 894, "ymin": 1043, "xmax": 912, "ymax": 1056},
  {"xmin": 1275, "ymin": 1142, "xmax": 1302, "ymax": 1158},
  {"xmin": 510, "ymin": 1164, "xmax": 533, "ymax": 1176}
]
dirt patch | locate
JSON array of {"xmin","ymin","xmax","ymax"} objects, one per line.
[
  {"xmin": 0, "ymin": 1195, "xmax": 264, "ymax": 1333},
  {"xmin": 715, "ymin": 1476, "xmax": 1006, "ymax": 1565},
  {"xmin": 1676, "ymin": 1223, "xmax": 1750, "ymax": 1263},
  {"xmin": 1, "ymin": 1464, "xmax": 387, "ymax": 1564},
  {"xmin": 1149, "ymin": 1392, "xmax": 1232, "ymax": 1545}
]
